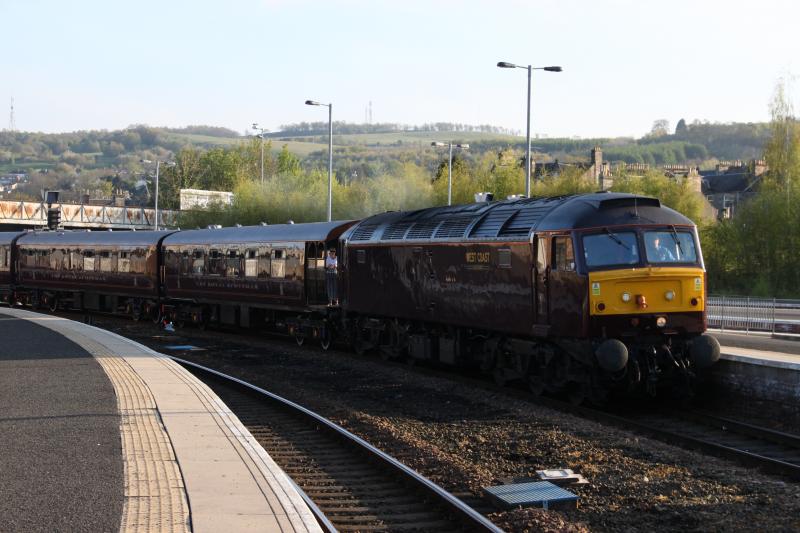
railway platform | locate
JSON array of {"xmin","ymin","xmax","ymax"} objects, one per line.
[
  {"xmin": 0, "ymin": 307, "xmax": 321, "ymax": 533},
  {"xmin": 711, "ymin": 331, "xmax": 800, "ymax": 404}
]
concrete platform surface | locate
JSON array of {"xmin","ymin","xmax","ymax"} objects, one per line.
[{"xmin": 0, "ymin": 308, "xmax": 321, "ymax": 533}]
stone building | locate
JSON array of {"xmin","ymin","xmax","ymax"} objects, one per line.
[
  {"xmin": 700, "ymin": 160, "xmax": 767, "ymax": 219},
  {"xmin": 532, "ymin": 146, "xmax": 613, "ymax": 188}
]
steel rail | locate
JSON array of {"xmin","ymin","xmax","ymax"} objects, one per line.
[
  {"xmin": 569, "ymin": 404, "xmax": 800, "ymax": 482},
  {"xmin": 171, "ymin": 356, "xmax": 503, "ymax": 533}
]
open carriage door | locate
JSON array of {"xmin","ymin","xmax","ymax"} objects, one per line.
[
  {"xmin": 305, "ymin": 241, "xmax": 326, "ymax": 305},
  {"xmin": 533, "ymin": 234, "xmax": 550, "ymax": 336}
]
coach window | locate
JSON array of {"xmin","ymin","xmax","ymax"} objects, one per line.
[
  {"xmin": 257, "ymin": 247, "xmax": 270, "ymax": 278},
  {"xmin": 244, "ymin": 250, "xmax": 258, "ymax": 278},
  {"xmin": 50, "ymin": 249, "xmax": 63, "ymax": 270},
  {"xmin": 100, "ymin": 250, "xmax": 113, "ymax": 272},
  {"xmin": 226, "ymin": 249, "xmax": 240, "ymax": 277},
  {"xmin": 271, "ymin": 249, "xmax": 286, "ymax": 278},
  {"xmin": 37, "ymin": 250, "xmax": 48, "ymax": 268},
  {"xmin": 130, "ymin": 249, "xmax": 146, "ymax": 274},
  {"xmin": 83, "ymin": 250, "xmax": 96, "ymax": 271},
  {"xmin": 0, "ymin": 248, "xmax": 6, "ymax": 271},
  {"xmin": 553, "ymin": 236, "xmax": 575, "ymax": 272},
  {"xmin": 192, "ymin": 250, "xmax": 205, "ymax": 274},
  {"xmin": 208, "ymin": 249, "xmax": 224, "ymax": 276},
  {"xmin": 118, "ymin": 251, "xmax": 130, "ymax": 273}
]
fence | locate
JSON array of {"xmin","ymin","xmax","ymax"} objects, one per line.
[{"xmin": 706, "ymin": 295, "xmax": 800, "ymax": 333}]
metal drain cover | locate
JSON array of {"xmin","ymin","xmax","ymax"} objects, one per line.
[{"xmin": 484, "ymin": 480, "xmax": 579, "ymax": 510}]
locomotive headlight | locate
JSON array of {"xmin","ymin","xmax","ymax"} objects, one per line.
[
  {"xmin": 665, "ymin": 290, "xmax": 675, "ymax": 301},
  {"xmin": 656, "ymin": 316, "xmax": 667, "ymax": 327},
  {"xmin": 621, "ymin": 292, "xmax": 631, "ymax": 303}
]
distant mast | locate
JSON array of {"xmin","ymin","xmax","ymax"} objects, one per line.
[{"xmin": 8, "ymin": 97, "xmax": 16, "ymax": 132}]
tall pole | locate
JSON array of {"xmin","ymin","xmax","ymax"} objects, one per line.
[
  {"xmin": 525, "ymin": 64, "xmax": 532, "ymax": 198},
  {"xmin": 260, "ymin": 132, "xmax": 265, "ymax": 183},
  {"xmin": 154, "ymin": 160, "xmax": 160, "ymax": 231},
  {"xmin": 327, "ymin": 103, "xmax": 333, "ymax": 222},
  {"xmin": 447, "ymin": 142, "xmax": 453, "ymax": 206}
]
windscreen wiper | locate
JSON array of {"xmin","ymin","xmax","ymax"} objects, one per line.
[
  {"xmin": 669, "ymin": 225, "xmax": 684, "ymax": 258},
  {"xmin": 604, "ymin": 227, "xmax": 630, "ymax": 249}
]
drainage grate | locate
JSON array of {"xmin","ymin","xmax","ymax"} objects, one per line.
[{"xmin": 484, "ymin": 480, "xmax": 579, "ymax": 510}]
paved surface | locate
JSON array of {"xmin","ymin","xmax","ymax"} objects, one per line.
[
  {"xmin": 0, "ymin": 307, "xmax": 321, "ymax": 533},
  {"xmin": 711, "ymin": 330, "xmax": 800, "ymax": 356},
  {"xmin": 0, "ymin": 313, "xmax": 123, "ymax": 533}
]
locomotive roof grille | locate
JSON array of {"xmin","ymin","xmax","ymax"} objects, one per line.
[
  {"xmin": 381, "ymin": 221, "xmax": 414, "ymax": 240},
  {"xmin": 345, "ymin": 193, "xmax": 691, "ymax": 244},
  {"xmin": 350, "ymin": 222, "xmax": 380, "ymax": 241},
  {"xmin": 434, "ymin": 217, "xmax": 473, "ymax": 239},
  {"xmin": 406, "ymin": 220, "xmax": 442, "ymax": 240}
]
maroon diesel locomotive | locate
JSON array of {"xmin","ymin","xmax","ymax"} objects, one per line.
[{"xmin": 339, "ymin": 192, "xmax": 719, "ymax": 401}]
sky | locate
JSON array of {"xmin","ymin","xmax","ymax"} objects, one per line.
[{"xmin": 1, "ymin": 0, "xmax": 798, "ymax": 138}]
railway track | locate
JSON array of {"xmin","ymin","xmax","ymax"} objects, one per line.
[
  {"xmin": 172, "ymin": 357, "xmax": 502, "ymax": 533},
  {"xmin": 573, "ymin": 406, "xmax": 800, "ymax": 482}
]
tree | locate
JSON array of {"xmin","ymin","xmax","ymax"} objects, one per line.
[
  {"xmin": 675, "ymin": 118, "xmax": 688, "ymax": 136},
  {"xmin": 649, "ymin": 119, "xmax": 671, "ymax": 138}
]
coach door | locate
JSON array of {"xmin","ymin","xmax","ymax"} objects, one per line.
[
  {"xmin": 305, "ymin": 241, "xmax": 326, "ymax": 305},
  {"xmin": 533, "ymin": 234, "xmax": 550, "ymax": 334}
]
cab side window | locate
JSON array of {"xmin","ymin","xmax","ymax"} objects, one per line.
[{"xmin": 553, "ymin": 236, "xmax": 575, "ymax": 272}]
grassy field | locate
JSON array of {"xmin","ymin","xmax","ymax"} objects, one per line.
[
  {"xmin": 165, "ymin": 132, "xmax": 329, "ymax": 156},
  {"xmin": 273, "ymin": 130, "xmax": 523, "ymax": 147}
]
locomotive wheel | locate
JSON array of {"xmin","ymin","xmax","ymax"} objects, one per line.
[
  {"xmin": 493, "ymin": 368, "xmax": 507, "ymax": 387},
  {"xmin": 48, "ymin": 295, "xmax": 58, "ymax": 313},
  {"xmin": 320, "ymin": 331, "xmax": 332, "ymax": 351},
  {"xmin": 527, "ymin": 375, "xmax": 545, "ymax": 396},
  {"xmin": 130, "ymin": 301, "xmax": 144, "ymax": 321},
  {"xmin": 353, "ymin": 337, "xmax": 369, "ymax": 356},
  {"xmin": 295, "ymin": 334, "xmax": 305, "ymax": 346}
]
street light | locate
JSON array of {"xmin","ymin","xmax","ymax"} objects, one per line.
[
  {"xmin": 252, "ymin": 122, "xmax": 266, "ymax": 183},
  {"xmin": 431, "ymin": 141, "xmax": 469, "ymax": 206},
  {"xmin": 141, "ymin": 159, "xmax": 175, "ymax": 230},
  {"xmin": 305, "ymin": 99, "xmax": 333, "ymax": 222},
  {"xmin": 497, "ymin": 61, "xmax": 562, "ymax": 197}
]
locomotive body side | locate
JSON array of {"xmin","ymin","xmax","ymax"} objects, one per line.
[{"xmin": 345, "ymin": 240, "xmax": 534, "ymax": 336}]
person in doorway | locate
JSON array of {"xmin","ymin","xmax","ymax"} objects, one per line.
[{"xmin": 325, "ymin": 248, "xmax": 338, "ymax": 306}]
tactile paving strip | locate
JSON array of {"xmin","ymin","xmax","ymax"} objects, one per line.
[{"xmin": 8, "ymin": 314, "xmax": 191, "ymax": 533}]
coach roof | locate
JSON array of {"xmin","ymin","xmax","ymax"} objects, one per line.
[
  {"xmin": 344, "ymin": 192, "xmax": 694, "ymax": 243},
  {"xmin": 162, "ymin": 220, "xmax": 357, "ymax": 246},
  {"xmin": 16, "ymin": 229, "xmax": 177, "ymax": 247},
  {"xmin": 0, "ymin": 231, "xmax": 27, "ymax": 246}
]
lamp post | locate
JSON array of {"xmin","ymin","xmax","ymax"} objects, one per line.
[
  {"xmin": 431, "ymin": 141, "xmax": 469, "ymax": 206},
  {"xmin": 305, "ymin": 99, "xmax": 333, "ymax": 222},
  {"xmin": 141, "ymin": 159, "xmax": 175, "ymax": 230},
  {"xmin": 497, "ymin": 61, "xmax": 562, "ymax": 198},
  {"xmin": 252, "ymin": 122, "xmax": 265, "ymax": 183}
]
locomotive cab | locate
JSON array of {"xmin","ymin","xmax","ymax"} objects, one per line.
[{"xmin": 582, "ymin": 225, "xmax": 706, "ymax": 338}]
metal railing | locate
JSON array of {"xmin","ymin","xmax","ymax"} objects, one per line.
[
  {"xmin": 707, "ymin": 295, "xmax": 800, "ymax": 333},
  {"xmin": 0, "ymin": 200, "xmax": 178, "ymax": 230}
]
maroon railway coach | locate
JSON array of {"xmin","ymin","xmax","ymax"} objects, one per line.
[
  {"xmin": 159, "ymin": 221, "xmax": 356, "ymax": 332},
  {"xmin": 14, "ymin": 230, "xmax": 175, "ymax": 316},
  {"xmin": 0, "ymin": 231, "xmax": 26, "ymax": 304}
]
